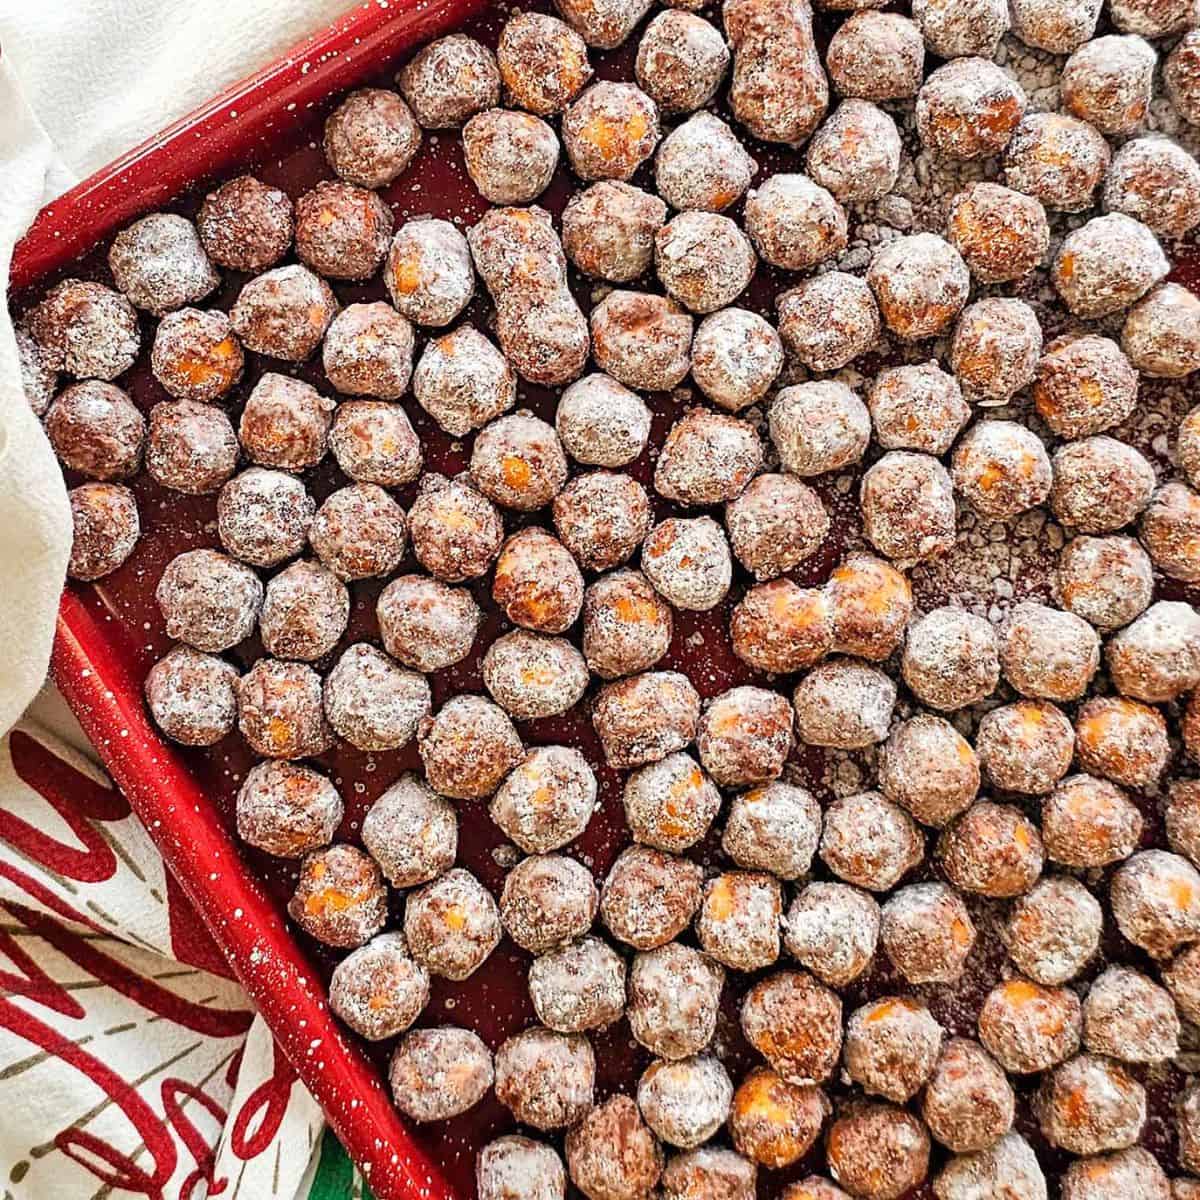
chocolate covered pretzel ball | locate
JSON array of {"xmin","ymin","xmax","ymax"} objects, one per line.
[
  {"xmin": 418, "ymin": 695, "xmax": 523, "ymax": 800},
  {"xmin": 557, "ymin": 374, "xmax": 651, "ymax": 469},
  {"xmin": 880, "ymin": 883, "xmax": 975, "ymax": 984},
  {"xmin": 145, "ymin": 399, "xmax": 238, "ymax": 495},
  {"xmin": 825, "ymin": 1103, "xmax": 930, "ymax": 1200},
  {"xmin": 362, "ymin": 773, "xmax": 457, "ymax": 888},
  {"xmin": 820, "ymin": 791, "xmax": 923, "ymax": 892},
  {"xmin": 661, "ymin": 1150, "xmax": 755, "ymax": 1200},
  {"xmin": 901, "ymin": 606, "xmax": 999, "ymax": 712},
  {"xmin": 1061, "ymin": 34, "xmax": 1155, "ymax": 136},
  {"xmin": 230, "ymin": 264, "xmax": 338, "ymax": 362},
  {"xmin": 740, "ymin": 969, "xmax": 841, "ymax": 1083},
  {"xmin": 1167, "ymin": 30, "xmax": 1200, "ymax": 126},
  {"xmin": 1051, "ymin": 438, "xmax": 1155, "ymax": 536},
  {"xmin": 1106, "ymin": 138, "xmax": 1200, "ymax": 241},
  {"xmin": 554, "ymin": 471, "xmax": 652, "ymax": 572},
  {"xmin": 463, "ymin": 109, "xmax": 560, "ymax": 205},
  {"xmin": 947, "ymin": 182, "xmax": 1049, "ymax": 284},
  {"xmin": 309, "ymin": 483, "xmax": 407, "ymax": 582},
  {"xmin": 952, "ymin": 420, "xmax": 1052, "ymax": 520},
  {"xmin": 698, "ymin": 872, "xmax": 783, "ymax": 972},
  {"xmin": 323, "ymin": 87, "xmax": 421, "ymax": 188},
  {"xmin": 1003, "ymin": 112, "xmax": 1110, "ymax": 212},
  {"xmin": 727, "ymin": 475, "xmax": 829, "ymax": 582},
  {"xmin": 289, "ymin": 843, "xmax": 387, "ymax": 948},
  {"xmin": 1037, "ymin": 1053, "xmax": 1146, "ymax": 1155},
  {"xmin": 784, "ymin": 882, "xmax": 880, "ymax": 988},
  {"xmin": 376, "ymin": 574, "xmax": 480, "ymax": 673},
  {"xmin": 197, "ymin": 175, "xmax": 293, "ymax": 273},
  {"xmin": 492, "ymin": 527, "xmax": 583, "ymax": 634},
  {"xmin": 404, "ymin": 867, "xmax": 501, "ymax": 980},
  {"xmin": 1034, "ymin": 334, "xmax": 1138, "ymax": 440},
  {"xmin": 860, "ymin": 451, "xmax": 956, "ymax": 567},
  {"xmin": 591, "ymin": 290, "xmax": 693, "ymax": 391},
  {"xmin": 1122, "ymin": 283, "xmax": 1200, "ymax": 380},
  {"xmin": 656, "ymin": 408, "xmax": 761, "ymax": 508},
  {"xmin": 916, "ymin": 59, "xmax": 1026, "ymax": 161},
  {"xmin": 794, "ymin": 660, "xmax": 896, "ymax": 750},
  {"xmin": 1083, "ymin": 965, "xmax": 1179, "ymax": 1064},
  {"xmin": 482, "ymin": 630, "xmax": 589, "ymax": 721},
  {"xmin": 563, "ymin": 82, "xmax": 660, "ymax": 182},
  {"xmin": 744, "ymin": 173, "xmax": 847, "ymax": 273},
  {"xmin": 145, "ymin": 645, "xmax": 238, "ymax": 747},
  {"xmin": 322, "ymin": 303, "xmax": 414, "ymax": 401},
  {"xmin": 150, "ymin": 308, "xmax": 243, "ymax": 402},
  {"xmin": 923, "ymin": 1038, "xmax": 1014, "ymax": 1154},
  {"xmin": 495, "ymin": 1027, "xmax": 595, "ymax": 1131},
  {"xmin": 826, "ymin": 12, "xmax": 924, "ymax": 101},
  {"xmin": 777, "ymin": 273, "xmax": 880, "ymax": 374},
  {"xmin": 1142, "ymin": 481, "xmax": 1200, "ymax": 582},
  {"xmin": 236, "ymin": 658, "xmax": 331, "ymax": 760},
  {"xmin": 867, "ymin": 233, "xmax": 970, "ymax": 341},
  {"xmin": 729, "ymin": 1068, "xmax": 828, "ymax": 1170},
  {"xmin": 390, "ymin": 1026, "xmax": 494, "ymax": 1122},
  {"xmin": 950, "ymin": 298, "xmax": 1042, "ymax": 404},
  {"xmin": 529, "ymin": 936, "xmax": 627, "ymax": 1032},
  {"xmin": 156, "ymin": 548, "xmax": 262, "ymax": 653},
  {"xmin": 295, "ymin": 180, "xmax": 393, "ymax": 281},
  {"xmin": 501, "ymin": 855, "xmax": 598, "ymax": 954},
  {"xmin": 723, "ymin": 781, "xmax": 821, "ymax": 880},
  {"xmin": 655, "ymin": 113, "xmax": 755, "ymax": 214},
  {"xmin": 328, "ymin": 400, "xmax": 421, "ymax": 488},
  {"xmin": 636, "ymin": 11, "xmax": 728, "ymax": 115},
  {"xmin": 45, "ymin": 381, "xmax": 144, "ymax": 481},
  {"xmin": 562, "ymin": 182, "xmax": 667, "ymax": 283},
  {"xmin": 867, "ymin": 362, "xmax": 968, "ymax": 456},
  {"xmin": 878, "ymin": 714, "xmax": 979, "ymax": 828},
  {"xmin": 806, "ymin": 101, "xmax": 901, "ymax": 204},
  {"xmin": 731, "ymin": 580, "xmax": 833, "ymax": 674},
  {"xmin": 408, "ymin": 473, "xmax": 504, "ymax": 582},
  {"xmin": 582, "ymin": 569, "xmax": 673, "ymax": 680},
  {"xmin": 939, "ymin": 803, "xmax": 1044, "ymax": 898},
  {"xmin": 238, "ymin": 374, "xmax": 334, "ymax": 473},
  {"xmin": 844, "ymin": 996, "xmax": 943, "ymax": 1103},
  {"xmin": 385, "ymin": 218, "xmax": 475, "ymax": 328},
  {"xmin": 934, "ymin": 1133, "xmax": 1046, "ymax": 1200},
  {"xmin": 1111, "ymin": 849, "xmax": 1200, "ymax": 959},
  {"xmin": 258, "ymin": 559, "xmax": 349, "ymax": 661},
  {"xmin": 979, "ymin": 978, "xmax": 1081, "ymax": 1074},
  {"xmin": 236, "ymin": 760, "xmax": 343, "ymax": 859},
  {"xmin": 641, "ymin": 517, "xmax": 732, "ymax": 611},
  {"xmin": 1107, "ymin": 600, "xmax": 1200, "ymax": 702},
  {"xmin": 1056, "ymin": 535, "xmax": 1153, "ymax": 632},
  {"xmin": 769, "ymin": 381, "xmax": 870, "ymax": 478},
  {"xmin": 998, "ymin": 600, "xmax": 1100, "ymax": 702},
  {"xmin": 638, "ymin": 1055, "xmax": 733, "ymax": 1149},
  {"xmin": 1075, "ymin": 697, "xmax": 1169, "ymax": 790},
  {"xmin": 108, "ymin": 213, "xmax": 218, "ymax": 316},
  {"xmin": 491, "ymin": 745, "xmax": 597, "ymax": 854},
  {"xmin": 498, "ymin": 12, "xmax": 592, "ymax": 114},
  {"xmin": 28, "ymin": 279, "xmax": 140, "ymax": 382},
  {"xmin": 1003, "ymin": 875, "xmax": 1102, "ymax": 985},
  {"xmin": 329, "ymin": 932, "xmax": 429, "ymax": 1041},
  {"xmin": 623, "ymin": 753, "xmax": 721, "ymax": 853},
  {"xmin": 323, "ymin": 643, "xmax": 430, "ymax": 752},
  {"xmin": 628, "ymin": 942, "xmax": 724, "ymax": 1060},
  {"xmin": 566, "ymin": 1097, "xmax": 663, "ymax": 1200},
  {"xmin": 398, "ymin": 34, "xmax": 500, "ymax": 128},
  {"xmin": 912, "ymin": 0, "xmax": 1009, "ymax": 58},
  {"xmin": 976, "ymin": 700, "xmax": 1075, "ymax": 795},
  {"xmin": 1052, "ymin": 213, "xmax": 1168, "ymax": 319},
  {"xmin": 67, "ymin": 483, "xmax": 139, "ymax": 581}
]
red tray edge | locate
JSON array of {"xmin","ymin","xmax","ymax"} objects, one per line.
[{"xmin": 18, "ymin": 1, "xmax": 491, "ymax": 1195}]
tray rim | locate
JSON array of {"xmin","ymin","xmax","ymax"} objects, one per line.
[{"xmin": 12, "ymin": 1, "xmax": 491, "ymax": 1196}]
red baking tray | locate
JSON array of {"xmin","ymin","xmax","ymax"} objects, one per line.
[{"xmin": 12, "ymin": 0, "xmax": 1200, "ymax": 1194}]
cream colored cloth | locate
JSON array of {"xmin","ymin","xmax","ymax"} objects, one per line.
[{"xmin": 0, "ymin": 0, "xmax": 355, "ymax": 732}]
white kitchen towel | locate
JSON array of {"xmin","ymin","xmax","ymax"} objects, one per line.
[
  {"xmin": 0, "ymin": 0, "xmax": 357, "ymax": 730},
  {"xmin": 0, "ymin": 4, "xmax": 367, "ymax": 1197}
]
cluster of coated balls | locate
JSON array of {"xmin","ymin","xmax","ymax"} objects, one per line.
[{"xmin": 17, "ymin": 0, "xmax": 1200, "ymax": 1195}]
